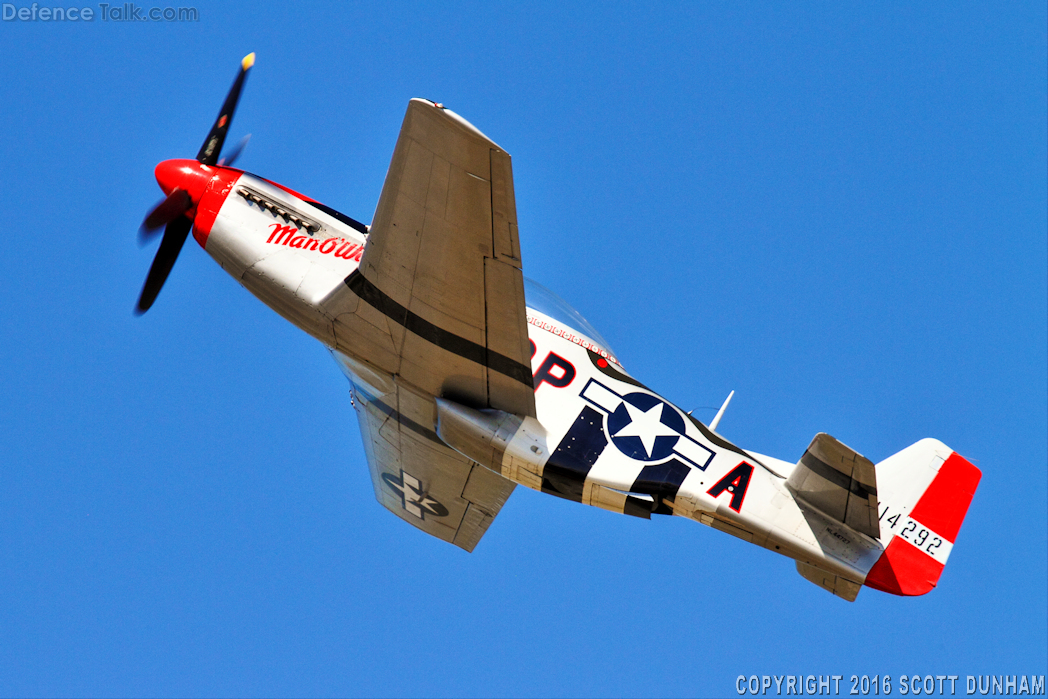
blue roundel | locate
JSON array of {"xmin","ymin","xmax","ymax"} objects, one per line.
[{"xmin": 606, "ymin": 392, "xmax": 686, "ymax": 462}]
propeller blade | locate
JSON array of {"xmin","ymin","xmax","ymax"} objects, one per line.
[
  {"xmin": 218, "ymin": 134, "xmax": 251, "ymax": 167},
  {"xmin": 196, "ymin": 53, "xmax": 255, "ymax": 166},
  {"xmin": 135, "ymin": 216, "xmax": 192, "ymax": 314},
  {"xmin": 136, "ymin": 54, "xmax": 256, "ymax": 315},
  {"xmin": 139, "ymin": 188, "xmax": 192, "ymax": 243}
]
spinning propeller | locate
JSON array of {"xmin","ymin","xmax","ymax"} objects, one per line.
[{"xmin": 136, "ymin": 53, "xmax": 255, "ymax": 314}]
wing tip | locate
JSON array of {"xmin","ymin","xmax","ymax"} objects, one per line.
[{"xmin": 407, "ymin": 98, "xmax": 500, "ymax": 149}]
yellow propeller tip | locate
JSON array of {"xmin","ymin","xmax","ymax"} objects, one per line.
[{"xmin": 241, "ymin": 52, "xmax": 256, "ymax": 70}]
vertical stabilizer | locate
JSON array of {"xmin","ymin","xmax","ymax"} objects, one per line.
[{"xmin": 863, "ymin": 439, "xmax": 981, "ymax": 596}]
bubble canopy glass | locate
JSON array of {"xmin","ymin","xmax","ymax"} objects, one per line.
[{"xmin": 523, "ymin": 277, "xmax": 618, "ymax": 360}]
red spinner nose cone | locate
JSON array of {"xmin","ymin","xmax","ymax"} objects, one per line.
[{"xmin": 154, "ymin": 159, "xmax": 213, "ymax": 202}]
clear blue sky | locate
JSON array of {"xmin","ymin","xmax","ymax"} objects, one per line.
[{"xmin": 1, "ymin": 2, "xmax": 1045, "ymax": 696}]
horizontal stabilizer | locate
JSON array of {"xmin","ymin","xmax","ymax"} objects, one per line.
[
  {"xmin": 788, "ymin": 433, "xmax": 879, "ymax": 539},
  {"xmin": 796, "ymin": 561, "xmax": 862, "ymax": 602}
]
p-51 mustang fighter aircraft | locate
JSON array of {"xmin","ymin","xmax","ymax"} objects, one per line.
[{"xmin": 136, "ymin": 55, "xmax": 980, "ymax": 602}]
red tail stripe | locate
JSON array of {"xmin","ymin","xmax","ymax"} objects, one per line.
[
  {"xmin": 908, "ymin": 452, "xmax": 981, "ymax": 543},
  {"xmin": 864, "ymin": 536, "xmax": 945, "ymax": 596}
]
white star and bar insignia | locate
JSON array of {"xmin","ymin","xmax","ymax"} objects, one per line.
[{"xmin": 579, "ymin": 378, "xmax": 715, "ymax": 470}]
